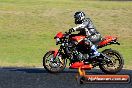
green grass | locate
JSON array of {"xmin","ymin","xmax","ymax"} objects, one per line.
[{"xmin": 0, "ymin": 0, "xmax": 132, "ymax": 69}]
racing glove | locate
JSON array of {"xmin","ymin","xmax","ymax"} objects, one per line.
[{"xmin": 69, "ymin": 28, "xmax": 75, "ymax": 34}]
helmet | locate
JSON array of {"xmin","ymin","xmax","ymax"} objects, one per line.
[{"xmin": 74, "ymin": 11, "xmax": 85, "ymax": 24}]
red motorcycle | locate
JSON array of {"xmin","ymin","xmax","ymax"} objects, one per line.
[{"xmin": 43, "ymin": 31, "xmax": 124, "ymax": 74}]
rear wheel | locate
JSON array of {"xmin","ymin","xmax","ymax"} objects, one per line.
[
  {"xmin": 99, "ymin": 49, "xmax": 124, "ymax": 74},
  {"xmin": 43, "ymin": 51, "xmax": 67, "ymax": 73}
]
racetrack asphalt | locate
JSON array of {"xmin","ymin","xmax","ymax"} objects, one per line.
[{"xmin": 0, "ymin": 67, "xmax": 131, "ymax": 88}]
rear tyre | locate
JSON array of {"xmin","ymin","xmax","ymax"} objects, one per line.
[
  {"xmin": 99, "ymin": 49, "xmax": 124, "ymax": 74},
  {"xmin": 43, "ymin": 51, "xmax": 67, "ymax": 73}
]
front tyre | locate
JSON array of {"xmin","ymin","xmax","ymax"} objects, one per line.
[
  {"xmin": 43, "ymin": 51, "xmax": 67, "ymax": 73},
  {"xmin": 99, "ymin": 49, "xmax": 124, "ymax": 74}
]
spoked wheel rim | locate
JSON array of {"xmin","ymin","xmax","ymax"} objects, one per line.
[
  {"xmin": 44, "ymin": 52, "xmax": 66, "ymax": 72},
  {"xmin": 102, "ymin": 52, "xmax": 122, "ymax": 71}
]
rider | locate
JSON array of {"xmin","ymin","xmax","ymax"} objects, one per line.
[{"xmin": 68, "ymin": 11, "xmax": 102, "ymax": 59}]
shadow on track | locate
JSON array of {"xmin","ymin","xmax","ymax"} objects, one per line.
[
  {"xmin": 0, "ymin": 67, "xmax": 131, "ymax": 88},
  {"xmin": 1, "ymin": 67, "xmax": 132, "ymax": 75}
]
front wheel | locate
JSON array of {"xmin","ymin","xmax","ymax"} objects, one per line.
[
  {"xmin": 99, "ymin": 49, "xmax": 124, "ymax": 74},
  {"xmin": 43, "ymin": 51, "xmax": 67, "ymax": 73}
]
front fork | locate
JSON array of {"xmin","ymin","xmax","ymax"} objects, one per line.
[
  {"xmin": 52, "ymin": 47, "xmax": 66, "ymax": 64},
  {"xmin": 53, "ymin": 46, "xmax": 63, "ymax": 58}
]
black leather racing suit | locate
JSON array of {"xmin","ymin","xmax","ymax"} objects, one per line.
[
  {"xmin": 72, "ymin": 18, "xmax": 102, "ymax": 45},
  {"xmin": 71, "ymin": 18, "xmax": 102, "ymax": 58}
]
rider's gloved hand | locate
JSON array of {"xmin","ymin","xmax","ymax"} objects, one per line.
[{"xmin": 69, "ymin": 28, "xmax": 75, "ymax": 34}]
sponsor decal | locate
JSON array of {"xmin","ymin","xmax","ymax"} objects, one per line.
[{"xmin": 82, "ymin": 75, "xmax": 130, "ymax": 83}]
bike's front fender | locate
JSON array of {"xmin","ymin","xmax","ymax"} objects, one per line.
[{"xmin": 50, "ymin": 49, "xmax": 58, "ymax": 58}]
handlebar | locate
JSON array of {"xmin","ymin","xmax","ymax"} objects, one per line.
[
  {"xmin": 65, "ymin": 31, "xmax": 71, "ymax": 35},
  {"xmin": 64, "ymin": 31, "xmax": 72, "ymax": 39}
]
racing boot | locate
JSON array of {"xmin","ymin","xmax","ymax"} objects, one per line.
[
  {"xmin": 90, "ymin": 45, "xmax": 100, "ymax": 59},
  {"xmin": 86, "ymin": 45, "xmax": 112, "ymax": 64}
]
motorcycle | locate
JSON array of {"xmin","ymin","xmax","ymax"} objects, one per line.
[{"xmin": 43, "ymin": 31, "xmax": 124, "ymax": 74}]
